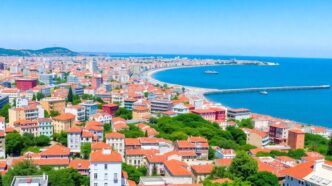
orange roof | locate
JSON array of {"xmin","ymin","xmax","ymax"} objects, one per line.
[
  {"xmin": 176, "ymin": 140, "xmax": 195, "ymax": 148},
  {"xmin": 125, "ymin": 138, "xmax": 141, "ymax": 146},
  {"xmin": 67, "ymin": 126, "xmax": 83, "ymax": 133},
  {"xmin": 164, "ymin": 160, "xmax": 192, "ymax": 177},
  {"xmin": 128, "ymin": 180, "xmax": 137, "ymax": 186},
  {"xmin": 215, "ymin": 159, "xmax": 232, "ymax": 167},
  {"xmin": 249, "ymin": 148, "xmax": 272, "ymax": 156},
  {"xmin": 276, "ymin": 156, "xmax": 295, "ymax": 162},
  {"xmin": 126, "ymin": 149, "xmax": 158, "ymax": 156},
  {"xmin": 53, "ymin": 113, "xmax": 75, "ymax": 121},
  {"xmin": 106, "ymin": 132, "xmax": 125, "ymax": 139},
  {"xmin": 191, "ymin": 164, "xmax": 214, "ymax": 174},
  {"xmin": 33, "ymin": 158, "xmax": 70, "ymax": 166},
  {"xmin": 90, "ymin": 149, "xmax": 122, "ymax": 163},
  {"xmin": 41, "ymin": 145, "xmax": 70, "ymax": 156},
  {"xmin": 280, "ymin": 161, "xmax": 314, "ymax": 179},
  {"xmin": 91, "ymin": 142, "xmax": 111, "ymax": 151},
  {"xmin": 188, "ymin": 136, "xmax": 208, "ymax": 143},
  {"xmin": 69, "ymin": 159, "xmax": 90, "ymax": 170}
]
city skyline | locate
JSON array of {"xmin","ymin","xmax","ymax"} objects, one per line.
[{"xmin": 0, "ymin": 0, "xmax": 332, "ymax": 58}]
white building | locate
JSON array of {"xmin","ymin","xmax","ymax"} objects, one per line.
[
  {"xmin": 67, "ymin": 126, "xmax": 83, "ymax": 153},
  {"xmin": 105, "ymin": 132, "xmax": 125, "ymax": 158},
  {"xmin": 172, "ymin": 103, "xmax": 189, "ymax": 114},
  {"xmin": 65, "ymin": 105, "xmax": 86, "ymax": 121},
  {"xmin": 15, "ymin": 96, "xmax": 29, "ymax": 108},
  {"xmin": 90, "ymin": 148, "xmax": 122, "ymax": 186},
  {"xmin": 304, "ymin": 159, "xmax": 332, "ymax": 186},
  {"xmin": 90, "ymin": 113, "xmax": 112, "ymax": 125}
]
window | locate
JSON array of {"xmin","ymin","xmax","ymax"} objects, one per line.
[
  {"xmin": 104, "ymin": 164, "xmax": 108, "ymax": 170},
  {"xmin": 94, "ymin": 173, "xmax": 98, "ymax": 179},
  {"xmin": 114, "ymin": 173, "xmax": 118, "ymax": 183},
  {"xmin": 94, "ymin": 183, "xmax": 98, "ymax": 186},
  {"xmin": 104, "ymin": 183, "xmax": 108, "ymax": 186},
  {"xmin": 104, "ymin": 173, "xmax": 108, "ymax": 180}
]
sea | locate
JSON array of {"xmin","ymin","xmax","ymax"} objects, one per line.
[{"xmin": 140, "ymin": 55, "xmax": 332, "ymax": 128}]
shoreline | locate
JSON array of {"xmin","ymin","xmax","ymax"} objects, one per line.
[{"xmin": 145, "ymin": 64, "xmax": 331, "ymax": 131}]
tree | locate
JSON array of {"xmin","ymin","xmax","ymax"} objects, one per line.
[
  {"xmin": 5, "ymin": 132, "xmax": 24, "ymax": 156},
  {"xmin": 81, "ymin": 142, "xmax": 91, "ymax": 159},
  {"xmin": 72, "ymin": 95, "xmax": 81, "ymax": 105},
  {"xmin": 36, "ymin": 92, "xmax": 45, "ymax": 101},
  {"xmin": 35, "ymin": 135, "xmax": 50, "ymax": 146},
  {"xmin": 328, "ymin": 137, "xmax": 332, "ymax": 156},
  {"xmin": 122, "ymin": 163, "xmax": 147, "ymax": 184},
  {"xmin": 0, "ymin": 104, "xmax": 10, "ymax": 122},
  {"xmin": 115, "ymin": 108, "xmax": 132, "ymax": 120},
  {"xmin": 67, "ymin": 87, "xmax": 73, "ymax": 103},
  {"xmin": 120, "ymin": 125, "xmax": 145, "ymax": 138},
  {"xmin": 3, "ymin": 160, "xmax": 38, "ymax": 186},
  {"xmin": 237, "ymin": 118, "xmax": 254, "ymax": 129},
  {"xmin": 50, "ymin": 110, "xmax": 60, "ymax": 117},
  {"xmin": 44, "ymin": 110, "xmax": 50, "ymax": 118},
  {"xmin": 53, "ymin": 132, "xmax": 67, "ymax": 146},
  {"xmin": 208, "ymin": 147, "xmax": 215, "ymax": 160},
  {"xmin": 248, "ymin": 171, "xmax": 279, "ymax": 186},
  {"xmin": 209, "ymin": 166, "xmax": 228, "ymax": 179},
  {"xmin": 229, "ymin": 151, "xmax": 258, "ymax": 180},
  {"xmin": 32, "ymin": 94, "xmax": 36, "ymax": 101}
]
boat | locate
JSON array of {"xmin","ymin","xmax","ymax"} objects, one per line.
[
  {"xmin": 260, "ymin": 91, "xmax": 268, "ymax": 95},
  {"xmin": 204, "ymin": 70, "xmax": 219, "ymax": 74}
]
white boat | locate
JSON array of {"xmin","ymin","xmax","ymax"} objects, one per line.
[
  {"xmin": 204, "ymin": 70, "xmax": 219, "ymax": 74},
  {"xmin": 260, "ymin": 91, "xmax": 268, "ymax": 95}
]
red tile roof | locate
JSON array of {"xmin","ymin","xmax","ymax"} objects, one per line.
[
  {"xmin": 41, "ymin": 145, "xmax": 70, "ymax": 156},
  {"xmin": 191, "ymin": 164, "xmax": 214, "ymax": 174},
  {"xmin": 90, "ymin": 149, "xmax": 122, "ymax": 163},
  {"xmin": 69, "ymin": 159, "xmax": 90, "ymax": 170},
  {"xmin": 106, "ymin": 132, "xmax": 125, "ymax": 139}
]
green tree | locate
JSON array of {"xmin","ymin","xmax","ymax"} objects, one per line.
[
  {"xmin": 0, "ymin": 104, "xmax": 10, "ymax": 122},
  {"xmin": 327, "ymin": 137, "xmax": 332, "ymax": 156},
  {"xmin": 32, "ymin": 94, "xmax": 36, "ymax": 101},
  {"xmin": 44, "ymin": 110, "xmax": 50, "ymax": 118},
  {"xmin": 5, "ymin": 132, "xmax": 24, "ymax": 156},
  {"xmin": 22, "ymin": 133, "xmax": 35, "ymax": 147},
  {"xmin": 120, "ymin": 125, "xmax": 145, "ymax": 138},
  {"xmin": 122, "ymin": 163, "xmax": 147, "ymax": 184},
  {"xmin": 81, "ymin": 142, "xmax": 91, "ymax": 159},
  {"xmin": 3, "ymin": 160, "xmax": 38, "ymax": 186},
  {"xmin": 36, "ymin": 92, "xmax": 45, "ymax": 101},
  {"xmin": 67, "ymin": 87, "xmax": 74, "ymax": 103},
  {"xmin": 237, "ymin": 118, "xmax": 254, "ymax": 129},
  {"xmin": 50, "ymin": 110, "xmax": 60, "ymax": 117},
  {"xmin": 208, "ymin": 147, "xmax": 215, "ymax": 160},
  {"xmin": 248, "ymin": 171, "xmax": 279, "ymax": 186},
  {"xmin": 209, "ymin": 166, "xmax": 229, "ymax": 179},
  {"xmin": 115, "ymin": 108, "xmax": 132, "ymax": 120},
  {"xmin": 229, "ymin": 151, "xmax": 258, "ymax": 180},
  {"xmin": 72, "ymin": 95, "xmax": 81, "ymax": 105},
  {"xmin": 53, "ymin": 132, "xmax": 67, "ymax": 146},
  {"xmin": 35, "ymin": 135, "xmax": 50, "ymax": 146}
]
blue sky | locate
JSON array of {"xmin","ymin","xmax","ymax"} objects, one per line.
[{"xmin": 0, "ymin": 0, "xmax": 331, "ymax": 57}]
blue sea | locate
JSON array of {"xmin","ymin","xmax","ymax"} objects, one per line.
[{"xmin": 150, "ymin": 55, "xmax": 332, "ymax": 127}]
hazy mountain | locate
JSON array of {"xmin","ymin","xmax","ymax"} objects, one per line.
[{"xmin": 0, "ymin": 47, "xmax": 78, "ymax": 56}]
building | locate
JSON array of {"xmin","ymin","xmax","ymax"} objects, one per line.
[
  {"xmin": 215, "ymin": 148, "xmax": 236, "ymax": 159},
  {"xmin": 67, "ymin": 74, "xmax": 79, "ymax": 83},
  {"xmin": 288, "ymin": 129, "xmax": 305, "ymax": 149},
  {"xmin": 13, "ymin": 120, "xmax": 39, "ymax": 136},
  {"xmin": 65, "ymin": 105, "xmax": 86, "ymax": 121},
  {"xmin": 191, "ymin": 108, "xmax": 226, "ymax": 122},
  {"xmin": 105, "ymin": 132, "xmax": 125, "ymax": 158},
  {"xmin": 269, "ymin": 124, "xmax": 289, "ymax": 144},
  {"xmin": 40, "ymin": 97, "xmax": 66, "ymax": 114},
  {"xmin": 163, "ymin": 160, "xmax": 193, "ymax": 184},
  {"xmin": 132, "ymin": 105, "xmax": 150, "ymax": 121},
  {"xmin": 242, "ymin": 128, "xmax": 270, "ymax": 147},
  {"xmin": 150, "ymin": 99, "xmax": 172, "ymax": 114},
  {"xmin": 11, "ymin": 175, "xmax": 48, "ymax": 186},
  {"xmin": 0, "ymin": 131, "xmax": 5, "ymax": 158},
  {"xmin": 90, "ymin": 148, "xmax": 122, "ymax": 186},
  {"xmin": 38, "ymin": 118, "xmax": 53, "ymax": 137},
  {"xmin": 88, "ymin": 59, "xmax": 98, "ymax": 74},
  {"xmin": 191, "ymin": 164, "xmax": 213, "ymax": 183},
  {"xmin": 67, "ymin": 126, "xmax": 83, "ymax": 153},
  {"xmin": 102, "ymin": 104, "xmax": 119, "ymax": 116},
  {"xmin": 90, "ymin": 112, "xmax": 112, "ymax": 125},
  {"xmin": 303, "ymin": 159, "xmax": 332, "ymax": 186},
  {"xmin": 227, "ymin": 108, "xmax": 251, "ymax": 120},
  {"xmin": 91, "ymin": 76, "xmax": 103, "ymax": 89},
  {"xmin": 0, "ymin": 117, "xmax": 5, "ymax": 131},
  {"xmin": 0, "ymin": 95, "xmax": 9, "ymax": 109},
  {"xmin": 15, "ymin": 78, "xmax": 38, "ymax": 91},
  {"xmin": 15, "ymin": 97, "xmax": 29, "ymax": 107},
  {"xmin": 39, "ymin": 74, "xmax": 53, "ymax": 85},
  {"xmin": 172, "ymin": 103, "xmax": 190, "ymax": 114},
  {"xmin": 124, "ymin": 98, "xmax": 136, "ymax": 111},
  {"xmin": 52, "ymin": 113, "xmax": 75, "ymax": 133},
  {"xmin": 80, "ymin": 100, "xmax": 98, "ymax": 120},
  {"xmin": 69, "ymin": 159, "xmax": 90, "ymax": 176},
  {"xmin": 9, "ymin": 105, "xmax": 44, "ymax": 125}
]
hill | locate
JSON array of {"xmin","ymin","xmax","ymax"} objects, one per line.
[{"xmin": 0, "ymin": 47, "xmax": 78, "ymax": 56}]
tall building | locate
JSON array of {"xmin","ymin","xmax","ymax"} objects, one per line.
[
  {"xmin": 9, "ymin": 105, "xmax": 44, "ymax": 125},
  {"xmin": 90, "ymin": 148, "xmax": 122, "ymax": 186},
  {"xmin": 39, "ymin": 74, "xmax": 53, "ymax": 85},
  {"xmin": 88, "ymin": 59, "xmax": 98, "ymax": 74},
  {"xmin": 288, "ymin": 129, "xmax": 305, "ymax": 149},
  {"xmin": 80, "ymin": 100, "xmax": 98, "ymax": 120},
  {"xmin": 91, "ymin": 76, "xmax": 103, "ymax": 89},
  {"xmin": 0, "ymin": 62, "xmax": 4, "ymax": 70},
  {"xmin": 15, "ymin": 78, "xmax": 38, "ymax": 91},
  {"xmin": 0, "ymin": 95, "xmax": 9, "ymax": 109}
]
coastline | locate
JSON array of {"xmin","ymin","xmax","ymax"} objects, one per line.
[{"xmin": 145, "ymin": 65, "xmax": 331, "ymax": 130}]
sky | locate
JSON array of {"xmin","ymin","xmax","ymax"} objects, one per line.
[{"xmin": 0, "ymin": 0, "xmax": 331, "ymax": 58}]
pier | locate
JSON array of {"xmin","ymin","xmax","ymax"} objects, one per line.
[{"xmin": 204, "ymin": 85, "xmax": 331, "ymax": 94}]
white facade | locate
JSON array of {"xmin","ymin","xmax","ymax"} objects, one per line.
[
  {"xmin": 68, "ymin": 132, "xmax": 82, "ymax": 153},
  {"xmin": 65, "ymin": 106, "xmax": 86, "ymax": 121},
  {"xmin": 172, "ymin": 103, "xmax": 189, "ymax": 114},
  {"xmin": 106, "ymin": 138, "xmax": 125, "ymax": 158},
  {"xmin": 16, "ymin": 97, "xmax": 29, "ymax": 108}
]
